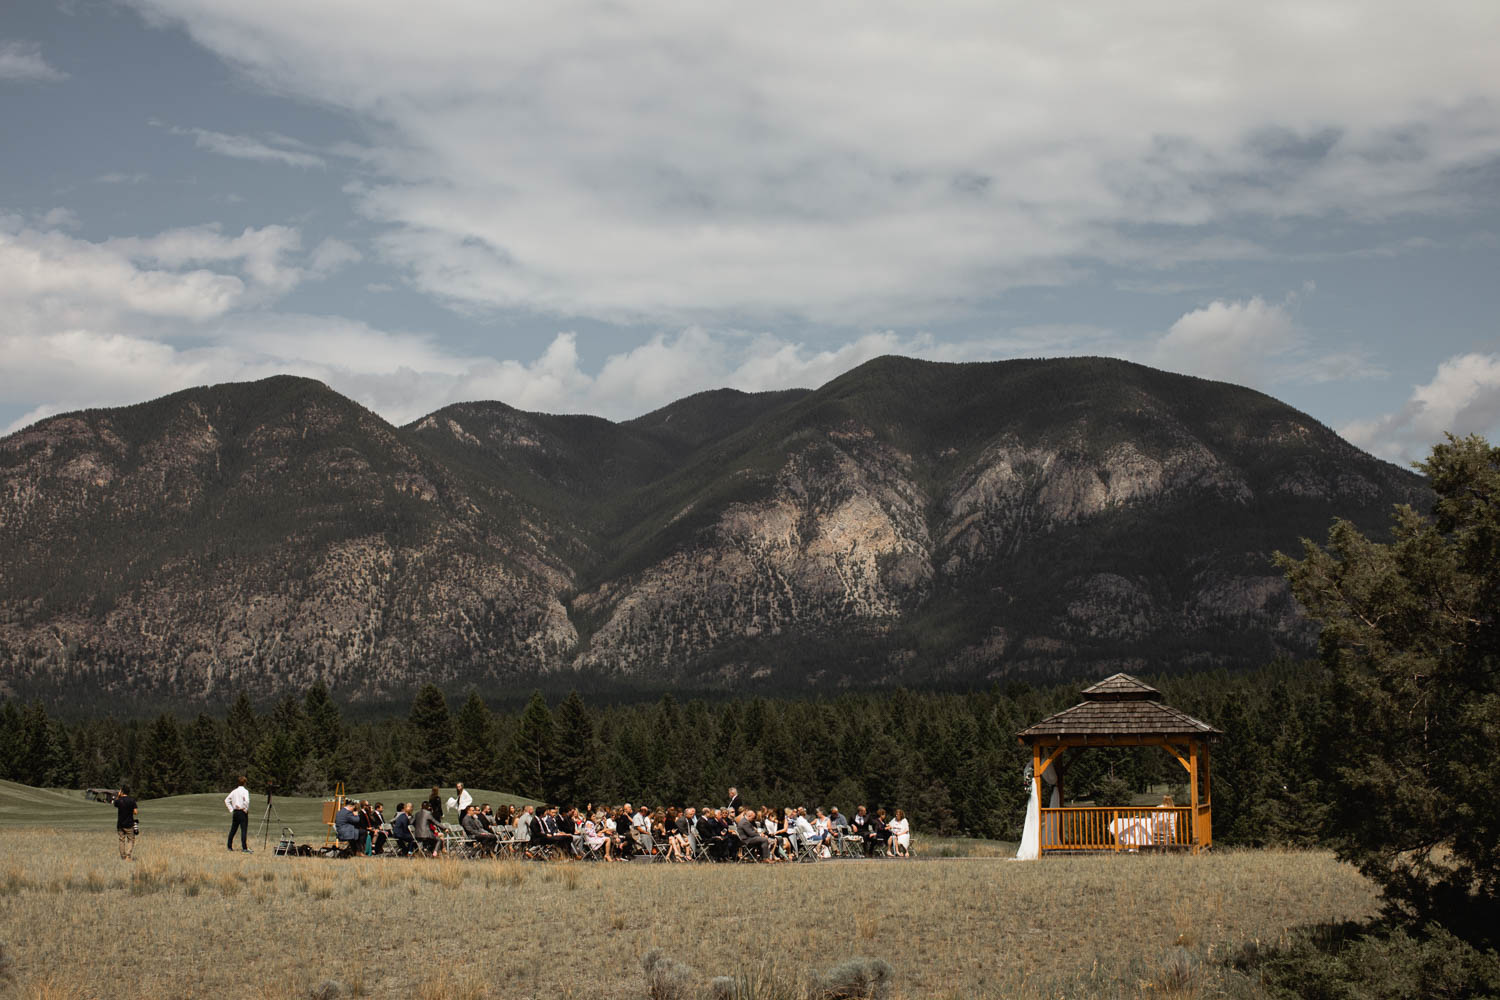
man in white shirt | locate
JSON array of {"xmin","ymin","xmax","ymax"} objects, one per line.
[
  {"xmin": 793, "ymin": 808, "xmax": 820, "ymax": 852},
  {"xmin": 225, "ymin": 776, "xmax": 251, "ymax": 853}
]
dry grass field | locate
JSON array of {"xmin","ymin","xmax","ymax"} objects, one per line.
[{"xmin": 0, "ymin": 830, "xmax": 1378, "ymax": 1000}]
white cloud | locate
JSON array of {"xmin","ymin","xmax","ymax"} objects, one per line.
[
  {"xmin": 0, "ymin": 223, "xmax": 246, "ymax": 320},
  {"xmin": 170, "ymin": 125, "xmax": 326, "ymax": 168},
  {"xmin": 1147, "ymin": 292, "xmax": 1383, "ymax": 390},
  {"xmin": 37, "ymin": 207, "xmax": 81, "ymax": 230},
  {"xmin": 1150, "ymin": 297, "xmax": 1299, "ymax": 383},
  {"xmin": 308, "ymin": 238, "xmax": 362, "ymax": 275},
  {"xmin": 0, "ymin": 214, "xmax": 375, "ymax": 433},
  {"xmin": 0, "ymin": 40, "xmax": 67, "ymax": 82},
  {"xmin": 1342, "ymin": 353, "xmax": 1500, "ymax": 463},
  {"xmin": 119, "ymin": 0, "xmax": 1500, "ymax": 326}
]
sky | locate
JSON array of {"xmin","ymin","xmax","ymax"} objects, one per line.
[{"xmin": 3, "ymin": 0, "xmax": 1499, "ymax": 464}]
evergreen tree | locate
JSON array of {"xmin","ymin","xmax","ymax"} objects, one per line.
[
  {"xmin": 225, "ymin": 692, "xmax": 258, "ymax": 774},
  {"xmin": 16, "ymin": 701, "xmax": 73, "ymax": 787},
  {"xmin": 452, "ymin": 691, "xmax": 495, "ymax": 787},
  {"xmin": 1279, "ymin": 433, "xmax": 1500, "ymax": 943},
  {"xmin": 508, "ymin": 690, "xmax": 557, "ymax": 801},
  {"xmin": 42, "ymin": 718, "xmax": 80, "ymax": 788},
  {"xmin": 139, "ymin": 713, "xmax": 190, "ymax": 798},
  {"xmin": 407, "ymin": 683, "xmax": 453, "ymax": 786},
  {"xmin": 0, "ymin": 700, "xmax": 21, "ymax": 781},
  {"xmin": 186, "ymin": 713, "xmax": 225, "ymax": 793},
  {"xmin": 552, "ymin": 690, "xmax": 599, "ymax": 807},
  {"xmin": 252, "ymin": 729, "xmax": 303, "ymax": 791},
  {"xmin": 302, "ymin": 681, "xmax": 344, "ymax": 760}
]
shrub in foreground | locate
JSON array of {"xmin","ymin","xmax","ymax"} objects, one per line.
[{"xmin": 1241, "ymin": 921, "xmax": 1500, "ymax": 1000}]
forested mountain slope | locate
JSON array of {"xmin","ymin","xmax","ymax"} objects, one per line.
[{"xmin": 0, "ymin": 357, "xmax": 1426, "ymax": 705}]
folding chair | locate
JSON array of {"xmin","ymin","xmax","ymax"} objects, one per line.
[
  {"xmin": 442, "ymin": 825, "xmax": 479, "ymax": 859},
  {"xmin": 791, "ymin": 832, "xmax": 823, "ymax": 863}
]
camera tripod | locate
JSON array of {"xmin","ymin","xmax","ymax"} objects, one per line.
[{"xmin": 254, "ymin": 785, "xmax": 286, "ymax": 852}]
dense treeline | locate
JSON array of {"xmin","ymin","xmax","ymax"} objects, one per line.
[{"xmin": 2, "ymin": 661, "xmax": 1330, "ymax": 844}]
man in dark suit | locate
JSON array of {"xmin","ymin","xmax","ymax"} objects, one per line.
[
  {"xmin": 391, "ymin": 803, "xmax": 417, "ymax": 856},
  {"xmin": 727, "ymin": 787, "xmax": 743, "ymax": 813},
  {"xmin": 461, "ymin": 806, "xmax": 498, "ymax": 856},
  {"xmin": 736, "ymin": 809, "xmax": 771, "ymax": 862},
  {"xmin": 540, "ymin": 807, "xmax": 573, "ymax": 855},
  {"xmin": 698, "ymin": 809, "xmax": 728, "ymax": 860}
]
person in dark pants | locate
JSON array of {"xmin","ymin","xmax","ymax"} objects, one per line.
[
  {"xmin": 225, "ymin": 776, "xmax": 252, "ymax": 853},
  {"xmin": 114, "ymin": 785, "xmax": 138, "ymax": 861}
]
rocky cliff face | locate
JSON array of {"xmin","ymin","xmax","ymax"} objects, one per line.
[{"xmin": 0, "ymin": 357, "xmax": 1427, "ymax": 703}]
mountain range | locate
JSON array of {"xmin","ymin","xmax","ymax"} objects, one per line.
[{"xmin": 0, "ymin": 356, "xmax": 1427, "ymax": 706}]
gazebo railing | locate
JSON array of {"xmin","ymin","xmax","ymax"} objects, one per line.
[{"xmin": 1040, "ymin": 806, "xmax": 1194, "ymax": 852}]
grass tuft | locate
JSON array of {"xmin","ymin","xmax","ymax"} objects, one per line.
[
  {"xmin": 813, "ymin": 957, "xmax": 893, "ymax": 1000},
  {"xmin": 642, "ymin": 949, "xmax": 701, "ymax": 1000}
]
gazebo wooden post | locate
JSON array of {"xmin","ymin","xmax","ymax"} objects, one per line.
[
  {"xmin": 1199, "ymin": 741, "xmax": 1212, "ymax": 849},
  {"xmin": 1188, "ymin": 739, "xmax": 1201, "ymax": 854}
]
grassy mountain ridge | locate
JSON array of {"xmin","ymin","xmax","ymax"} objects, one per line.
[{"xmin": 0, "ymin": 356, "xmax": 1425, "ymax": 704}]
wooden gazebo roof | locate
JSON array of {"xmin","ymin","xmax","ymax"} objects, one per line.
[{"xmin": 1017, "ymin": 672, "xmax": 1221, "ymax": 744}]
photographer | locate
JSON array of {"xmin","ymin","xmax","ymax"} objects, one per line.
[
  {"xmin": 114, "ymin": 785, "xmax": 138, "ymax": 861},
  {"xmin": 225, "ymin": 776, "xmax": 252, "ymax": 854}
]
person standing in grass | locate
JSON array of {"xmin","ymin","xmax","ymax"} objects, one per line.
[
  {"xmin": 114, "ymin": 785, "xmax": 138, "ymax": 861},
  {"xmin": 225, "ymin": 776, "xmax": 251, "ymax": 854}
]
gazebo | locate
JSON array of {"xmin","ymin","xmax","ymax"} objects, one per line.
[{"xmin": 1016, "ymin": 673, "xmax": 1221, "ymax": 854}]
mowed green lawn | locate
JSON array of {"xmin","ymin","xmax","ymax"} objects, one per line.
[{"xmin": 0, "ymin": 778, "xmax": 531, "ymax": 836}]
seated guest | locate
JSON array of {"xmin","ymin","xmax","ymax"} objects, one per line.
[
  {"xmin": 582, "ymin": 813, "xmax": 614, "ymax": 860},
  {"xmin": 540, "ymin": 807, "xmax": 574, "ymax": 854},
  {"xmin": 735, "ymin": 809, "xmax": 772, "ymax": 862},
  {"xmin": 391, "ymin": 802, "xmax": 417, "ymax": 856},
  {"xmin": 768, "ymin": 808, "xmax": 791, "ymax": 858},
  {"xmin": 461, "ymin": 805, "xmax": 498, "ymax": 855},
  {"xmin": 413, "ymin": 802, "xmax": 441, "ymax": 856},
  {"xmin": 364, "ymin": 801, "xmax": 388, "ymax": 855},
  {"xmin": 334, "ymin": 801, "xmax": 363, "ymax": 851},
  {"xmin": 888, "ymin": 809, "xmax": 910, "ymax": 857},
  {"xmin": 863, "ymin": 808, "xmax": 887, "ymax": 857},
  {"xmin": 631, "ymin": 805, "xmax": 654, "ymax": 855},
  {"xmin": 668, "ymin": 808, "xmax": 691, "ymax": 861},
  {"xmin": 514, "ymin": 805, "xmax": 538, "ymax": 845},
  {"xmin": 477, "ymin": 804, "xmax": 495, "ymax": 832},
  {"xmin": 614, "ymin": 805, "xmax": 637, "ymax": 858},
  {"xmin": 651, "ymin": 809, "xmax": 668, "ymax": 849},
  {"xmin": 696, "ymin": 809, "xmax": 727, "ymax": 860},
  {"xmin": 793, "ymin": 807, "xmax": 822, "ymax": 852},
  {"xmin": 494, "ymin": 805, "xmax": 516, "ymax": 839}
]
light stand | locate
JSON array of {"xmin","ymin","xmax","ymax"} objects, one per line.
[{"xmin": 255, "ymin": 785, "xmax": 285, "ymax": 852}]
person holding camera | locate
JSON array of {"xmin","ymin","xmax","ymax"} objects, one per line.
[
  {"xmin": 225, "ymin": 776, "xmax": 252, "ymax": 853},
  {"xmin": 114, "ymin": 785, "xmax": 138, "ymax": 861}
]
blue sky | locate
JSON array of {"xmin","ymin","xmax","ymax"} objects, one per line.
[{"xmin": 3, "ymin": 0, "xmax": 1498, "ymax": 463}]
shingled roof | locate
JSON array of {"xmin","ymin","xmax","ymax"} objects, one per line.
[{"xmin": 1017, "ymin": 672, "xmax": 1221, "ymax": 744}]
